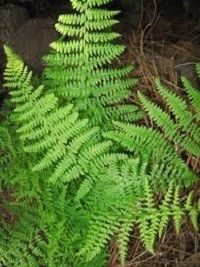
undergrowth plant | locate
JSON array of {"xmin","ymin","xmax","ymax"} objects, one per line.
[
  {"xmin": 43, "ymin": 0, "xmax": 142, "ymax": 127},
  {"xmin": 0, "ymin": 0, "xmax": 200, "ymax": 266},
  {"xmin": 105, "ymin": 78, "xmax": 200, "ymax": 189},
  {"xmin": 82, "ymin": 75, "xmax": 200, "ymax": 264},
  {"xmin": 1, "ymin": 44, "xmax": 146, "ymax": 266}
]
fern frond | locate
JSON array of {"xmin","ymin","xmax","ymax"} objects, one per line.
[
  {"xmin": 138, "ymin": 178, "xmax": 159, "ymax": 253},
  {"xmin": 2, "ymin": 1, "xmax": 200, "ymax": 266},
  {"xmin": 138, "ymin": 79, "xmax": 200, "ymax": 157},
  {"xmin": 104, "ymin": 121, "xmax": 197, "ymax": 188},
  {"xmin": 185, "ymin": 191, "xmax": 198, "ymax": 231},
  {"xmin": 43, "ymin": 0, "xmax": 140, "ymax": 129},
  {"xmin": 181, "ymin": 76, "xmax": 200, "ymax": 118},
  {"xmin": 4, "ymin": 46, "xmax": 119, "ymax": 203},
  {"xmin": 171, "ymin": 186, "xmax": 184, "ymax": 234},
  {"xmin": 158, "ymin": 180, "xmax": 174, "ymax": 238},
  {"xmin": 117, "ymin": 216, "xmax": 135, "ymax": 266}
]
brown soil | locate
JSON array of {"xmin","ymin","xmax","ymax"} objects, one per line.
[
  {"xmin": 0, "ymin": 191, "xmax": 16, "ymax": 224},
  {"xmin": 109, "ymin": 224, "xmax": 200, "ymax": 267}
]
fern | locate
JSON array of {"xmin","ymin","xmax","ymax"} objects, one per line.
[
  {"xmin": 104, "ymin": 75, "xmax": 200, "ymax": 189},
  {"xmin": 82, "ymin": 177, "xmax": 200, "ymax": 263},
  {"xmin": 104, "ymin": 121, "xmax": 197, "ymax": 189},
  {"xmin": 171, "ymin": 186, "xmax": 183, "ymax": 234},
  {"xmin": 138, "ymin": 178, "xmax": 159, "ymax": 253},
  {"xmin": 0, "ymin": 185, "xmax": 108, "ymax": 267},
  {"xmin": 158, "ymin": 180, "xmax": 174, "ymax": 238},
  {"xmin": 4, "ymin": 46, "xmax": 119, "ymax": 200},
  {"xmin": 181, "ymin": 76, "xmax": 200, "ymax": 119},
  {"xmin": 79, "ymin": 157, "xmax": 144, "ymax": 262},
  {"xmin": 1, "ymin": 1, "xmax": 200, "ymax": 266},
  {"xmin": 139, "ymin": 181, "xmax": 200, "ymax": 252},
  {"xmin": 184, "ymin": 191, "xmax": 199, "ymax": 231},
  {"xmin": 138, "ymin": 79, "xmax": 200, "ymax": 156},
  {"xmin": 43, "ymin": 0, "xmax": 141, "ymax": 128},
  {"xmin": 3, "ymin": 46, "xmax": 147, "ymax": 266},
  {"xmin": 117, "ymin": 215, "xmax": 135, "ymax": 266}
]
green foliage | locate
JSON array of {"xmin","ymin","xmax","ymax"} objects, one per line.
[
  {"xmin": 0, "ymin": 126, "xmax": 15, "ymax": 177},
  {"xmin": 43, "ymin": 0, "xmax": 141, "ymax": 128},
  {"xmin": 139, "ymin": 79, "xmax": 200, "ymax": 156},
  {"xmin": 0, "ymin": 0, "xmax": 200, "ymax": 266},
  {"xmin": 104, "ymin": 77, "xmax": 200, "ymax": 189},
  {"xmin": 138, "ymin": 180, "xmax": 200, "ymax": 253},
  {"xmin": 104, "ymin": 120, "xmax": 197, "ymax": 189},
  {"xmin": 2, "ymin": 45, "xmax": 145, "ymax": 266},
  {"xmin": 0, "ymin": 186, "xmax": 107, "ymax": 267},
  {"xmin": 181, "ymin": 76, "xmax": 200, "ymax": 119},
  {"xmin": 81, "ymin": 178, "xmax": 200, "ymax": 263},
  {"xmin": 100, "ymin": 74, "xmax": 200, "ymax": 263},
  {"xmin": 4, "ymin": 46, "xmax": 113, "ymax": 198}
]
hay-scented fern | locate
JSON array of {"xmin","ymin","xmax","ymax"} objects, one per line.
[
  {"xmin": 3, "ymin": 45, "xmax": 119, "ymax": 200},
  {"xmin": 2, "ymin": 46, "xmax": 112, "ymax": 266},
  {"xmin": 104, "ymin": 77, "xmax": 200, "ymax": 190},
  {"xmin": 2, "ymin": 45, "xmax": 147, "ymax": 266},
  {"xmin": 80, "ymin": 178, "xmax": 200, "ymax": 265},
  {"xmin": 43, "ymin": 0, "xmax": 141, "ymax": 128},
  {"xmin": 1, "ymin": 0, "xmax": 200, "ymax": 266}
]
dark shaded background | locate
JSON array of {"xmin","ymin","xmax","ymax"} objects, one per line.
[
  {"xmin": 0, "ymin": 0, "xmax": 200, "ymax": 17},
  {"xmin": 0, "ymin": 0, "xmax": 200, "ymax": 102},
  {"xmin": 0, "ymin": 0, "xmax": 200, "ymax": 68}
]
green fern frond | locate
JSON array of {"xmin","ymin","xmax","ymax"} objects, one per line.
[
  {"xmin": 3, "ymin": 46, "xmax": 117, "ymax": 202},
  {"xmin": 155, "ymin": 78, "xmax": 194, "ymax": 128},
  {"xmin": 138, "ymin": 79, "xmax": 200, "ymax": 157},
  {"xmin": 185, "ymin": 191, "xmax": 198, "ymax": 231},
  {"xmin": 80, "ymin": 157, "xmax": 145, "ymax": 263},
  {"xmin": 171, "ymin": 186, "xmax": 184, "ymax": 234},
  {"xmin": 138, "ymin": 178, "xmax": 159, "ymax": 253},
  {"xmin": 138, "ymin": 90, "xmax": 200, "ymax": 157},
  {"xmin": 43, "ymin": 0, "xmax": 140, "ymax": 128},
  {"xmin": 104, "ymin": 75, "xmax": 199, "ymax": 198},
  {"xmin": 104, "ymin": 121, "xmax": 197, "ymax": 188},
  {"xmin": 158, "ymin": 180, "xmax": 174, "ymax": 238},
  {"xmin": 181, "ymin": 76, "xmax": 200, "ymax": 118},
  {"xmin": 117, "ymin": 216, "xmax": 135, "ymax": 266}
]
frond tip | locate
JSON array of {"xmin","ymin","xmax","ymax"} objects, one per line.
[{"xmin": 43, "ymin": 0, "xmax": 140, "ymax": 129}]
